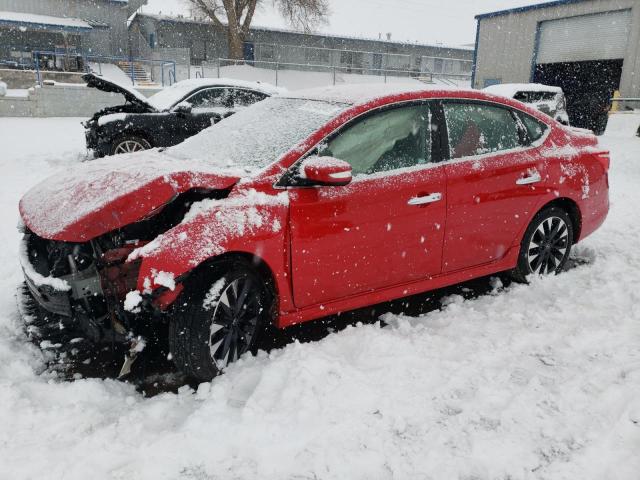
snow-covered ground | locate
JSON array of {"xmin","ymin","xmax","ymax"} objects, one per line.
[{"xmin": 0, "ymin": 114, "xmax": 639, "ymax": 479}]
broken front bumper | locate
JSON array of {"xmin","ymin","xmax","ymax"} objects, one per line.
[{"xmin": 19, "ymin": 233, "xmax": 126, "ymax": 343}]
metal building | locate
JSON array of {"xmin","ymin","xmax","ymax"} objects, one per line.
[
  {"xmin": 129, "ymin": 13, "xmax": 474, "ymax": 80},
  {"xmin": 472, "ymin": 0, "xmax": 639, "ymax": 128}
]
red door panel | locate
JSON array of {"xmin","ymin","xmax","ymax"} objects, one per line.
[
  {"xmin": 289, "ymin": 166, "xmax": 446, "ymax": 309},
  {"xmin": 443, "ymin": 150, "xmax": 545, "ymax": 272}
]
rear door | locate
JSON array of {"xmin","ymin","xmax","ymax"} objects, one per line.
[
  {"xmin": 287, "ymin": 102, "xmax": 447, "ymax": 308},
  {"xmin": 441, "ymin": 100, "xmax": 548, "ymax": 272}
]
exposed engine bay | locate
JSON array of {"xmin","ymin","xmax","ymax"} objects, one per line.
[{"xmin": 20, "ymin": 188, "xmax": 230, "ymax": 374}]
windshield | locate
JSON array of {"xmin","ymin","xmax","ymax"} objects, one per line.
[
  {"xmin": 147, "ymin": 82, "xmax": 198, "ymax": 111},
  {"xmin": 166, "ymin": 97, "xmax": 348, "ymax": 170}
]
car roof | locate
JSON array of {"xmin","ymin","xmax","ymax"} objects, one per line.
[
  {"xmin": 147, "ymin": 77, "xmax": 286, "ymax": 111},
  {"xmin": 168, "ymin": 77, "xmax": 286, "ymax": 96}
]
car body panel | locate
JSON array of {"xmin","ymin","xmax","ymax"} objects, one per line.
[
  {"xmin": 289, "ymin": 165, "xmax": 447, "ymax": 308},
  {"xmin": 443, "ymin": 147, "xmax": 548, "ymax": 272}
]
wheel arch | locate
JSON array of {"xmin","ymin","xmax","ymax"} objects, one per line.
[
  {"xmin": 180, "ymin": 251, "xmax": 280, "ymax": 320},
  {"xmin": 537, "ymin": 197, "xmax": 582, "ymax": 242},
  {"xmin": 110, "ymin": 129, "xmax": 153, "ymax": 148}
]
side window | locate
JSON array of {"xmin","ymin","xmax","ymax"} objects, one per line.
[
  {"xmin": 318, "ymin": 104, "xmax": 432, "ymax": 176},
  {"xmin": 443, "ymin": 102, "xmax": 521, "ymax": 159},
  {"xmin": 184, "ymin": 88, "xmax": 232, "ymax": 110},
  {"xmin": 517, "ymin": 111, "xmax": 548, "ymax": 143},
  {"xmin": 232, "ymin": 89, "xmax": 268, "ymax": 107}
]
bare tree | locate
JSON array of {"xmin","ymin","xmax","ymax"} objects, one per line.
[{"xmin": 185, "ymin": 0, "xmax": 329, "ymax": 60}]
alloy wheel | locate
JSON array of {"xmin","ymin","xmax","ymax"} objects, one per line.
[
  {"xmin": 526, "ymin": 216, "xmax": 570, "ymax": 275},
  {"xmin": 114, "ymin": 140, "xmax": 148, "ymax": 154},
  {"xmin": 209, "ymin": 276, "xmax": 261, "ymax": 368}
]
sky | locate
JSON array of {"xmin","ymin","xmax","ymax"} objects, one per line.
[{"xmin": 140, "ymin": 0, "xmax": 553, "ymax": 47}]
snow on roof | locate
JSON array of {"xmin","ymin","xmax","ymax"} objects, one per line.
[
  {"xmin": 148, "ymin": 77, "xmax": 286, "ymax": 111},
  {"xmin": 136, "ymin": 13, "xmax": 473, "ymax": 52},
  {"xmin": 285, "ymin": 83, "xmax": 459, "ymax": 106},
  {"xmin": 483, "ymin": 83, "xmax": 563, "ymax": 98},
  {"xmin": 0, "ymin": 11, "xmax": 92, "ymax": 31},
  {"xmin": 476, "ymin": 0, "xmax": 589, "ymax": 20}
]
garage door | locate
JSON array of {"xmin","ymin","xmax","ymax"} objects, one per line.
[{"xmin": 536, "ymin": 9, "xmax": 632, "ymax": 64}]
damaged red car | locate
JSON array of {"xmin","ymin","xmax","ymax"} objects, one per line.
[{"xmin": 18, "ymin": 85, "xmax": 610, "ymax": 381}]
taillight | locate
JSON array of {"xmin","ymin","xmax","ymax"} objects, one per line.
[{"xmin": 595, "ymin": 151, "xmax": 610, "ymax": 172}]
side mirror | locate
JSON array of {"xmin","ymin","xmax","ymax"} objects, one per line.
[
  {"xmin": 300, "ymin": 156, "xmax": 352, "ymax": 186},
  {"xmin": 173, "ymin": 102, "xmax": 192, "ymax": 115}
]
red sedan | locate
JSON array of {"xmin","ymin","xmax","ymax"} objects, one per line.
[{"xmin": 18, "ymin": 85, "xmax": 610, "ymax": 380}]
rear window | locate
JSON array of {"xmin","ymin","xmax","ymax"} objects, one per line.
[{"xmin": 517, "ymin": 112, "xmax": 548, "ymax": 143}]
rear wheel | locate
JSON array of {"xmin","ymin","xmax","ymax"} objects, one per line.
[
  {"xmin": 513, "ymin": 207, "xmax": 574, "ymax": 281},
  {"xmin": 110, "ymin": 135, "xmax": 151, "ymax": 155},
  {"xmin": 169, "ymin": 261, "xmax": 274, "ymax": 381}
]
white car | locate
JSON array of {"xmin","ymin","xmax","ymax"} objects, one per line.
[{"xmin": 484, "ymin": 83, "xmax": 569, "ymax": 126}]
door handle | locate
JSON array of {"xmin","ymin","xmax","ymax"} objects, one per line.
[
  {"xmin": 516, "ymin": 171, "xmax": 542, "ymax": 185},
  {"xmin": 407, "ymin": 192, "xmax": 442, "ymax": 206}
]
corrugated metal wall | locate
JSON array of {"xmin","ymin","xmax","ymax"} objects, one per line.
[{"xmin": 474, "ymin": 0, "xmax": 640, "ymax": 98}]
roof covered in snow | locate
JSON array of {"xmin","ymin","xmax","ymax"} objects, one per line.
[
  {"xmin": 148, "ymin": 78, "xmax": 286, "ymax": 111},
  {"xmin": 0, "ymin": 11, "xmax": 93, "ymax": 31},
  {"xmin": 483, "ymin": 83, "xmax": 563, "ymax": 99},
  {"xmin": 476, "ymin": 0, "xmax": 590, "ymax": 20},
  {"xmin": 136, "ymin": 13, "xmax": 474, "ymax": 52}
]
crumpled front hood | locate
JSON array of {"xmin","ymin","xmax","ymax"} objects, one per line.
[{"xmin": 19, "ymin": 151, "xmax": 242, "ymax": 242}]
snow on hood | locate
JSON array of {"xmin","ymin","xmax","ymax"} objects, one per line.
[{"xmin": 19, "ymin": 151, "xmax": 245, "ymax": 241}]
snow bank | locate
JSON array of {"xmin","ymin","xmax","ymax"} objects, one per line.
[{"xmin": 0, "ymin": 115, "xmax": 639, "ymax": 479}]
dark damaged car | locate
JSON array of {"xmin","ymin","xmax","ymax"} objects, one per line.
[{"xmin": 83, "ymin": 73, "xmax": 283, "ymax": 157}]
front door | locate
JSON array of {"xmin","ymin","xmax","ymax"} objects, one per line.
[
  {"xmin": 287, "ymin": 102, "xmax": 447, "ymax": 308},
  {"xmin": 441, "ymin": 101, "xmax": 548, "ymax": 272}
]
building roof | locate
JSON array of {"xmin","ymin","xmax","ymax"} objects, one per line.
[
  {"xmin": 0, "ymin": 11, "xmax": 93, "ymax": 32},
  {"xmin": 134, "ymin": 13, "xmax": 474, "ymax": 53},
  {"xmin": 475, "ymin": 0, "xmax": 591, "ymax": 20}
]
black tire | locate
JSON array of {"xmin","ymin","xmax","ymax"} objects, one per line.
[
  {"xmin": 512, "ymin": 206, "xmax": 574, "ymax": 282},
  {"xmin": 109, "ymin": 134, "xmax": 151, "ymax": 156},
  {"xmin": 168, "ymin": 260, "xmax": 274, "ymax": 382}
]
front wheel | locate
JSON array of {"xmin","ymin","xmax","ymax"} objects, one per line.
[
  {"xmin": 110, "ymin": 135, "xmax": 151, "ymax": 155},
  {"xmin": 513, "ymin": 207, "xmax": 574, "ymax": 281},
  {"xmin": 169, "ymin": 261, "xmax": 274, "ymax": 381}
]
